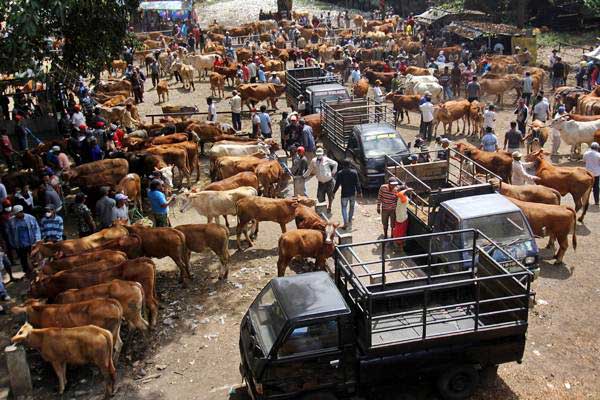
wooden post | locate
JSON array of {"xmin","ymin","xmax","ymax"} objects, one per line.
[{"xmin": 5, "ymin": 345, "xmax": 33, "ymax": 398}]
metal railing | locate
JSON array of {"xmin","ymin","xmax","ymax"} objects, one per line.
[{"xmin": 334, "ymin": 229, "xmax": 532, "ymax": 349}]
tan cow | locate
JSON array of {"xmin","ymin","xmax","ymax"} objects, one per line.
[
  {"xmin": 39, "ymin": 250, "xmax": 127, "ymax": 275},
  {"xmin": 508, "ymin": 198, "xmax": 577, "ymax": 264},
  {"xmin": 209, "ymin": 72, "xmax": 225, "ymax": 98},
  {"xmin": 353, "ymin": 78, "xmax": 369, "ymax": 98},
  {"xmin": 454, "ymin": 142, "xmax": 513, "ymax": 183},
  {"xmin": 433, "ymin": 99, "xmax": 471, "ymax": 135},
  {"xmin": 479, "ymin": 75, "xmax": 521, "ymax": 107},
  {"xmin": 490, "ymin": 179, "xmax": 561, "ymax": 205},
  {"xmin": 12, "ymin": 323, "xmax": 116, "ymax": 396},
  {"xmin": 255, "ymin": 160, "xmax": 290, "ymax": 198},
  {"xmin": 171, "ymin": 62, "xmax": 195, "ymax": 90},
  {"xmin": 174, "ymin": 223, "xmax": 230, "ymax": 279},
  {"xmin": 238, "ymin": 83, "xmax": 286, "ymax": 110}
]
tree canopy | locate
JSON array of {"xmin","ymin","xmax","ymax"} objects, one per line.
[{"xmin": 0, "ymin": 0, "xmax": 139, "ymax": 78}]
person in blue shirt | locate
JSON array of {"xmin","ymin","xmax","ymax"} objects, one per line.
[
  {"xmin": 350, "ymin": 65, "xmax": 361, "ymax": 83},
  {"xmin": 257, "ymin": 65, "xmax": 267, "ymax": 83},
  {"xmin": 6, "ymin": 204, "xmax": 40, "ymax": 279},
  {"xmin": 299, "ymin": 119, "xmax": 316, "ymax": 160},
  {"xmin": 90, "ymin": 137, "xmax": 103, "ymax": 161},
  {"xmin": 40, "ymin": 204, "xmax": 63, "ymax": 242},
  {"xmin": 148, "ymin": 180, "xmax": 176, "ymax": 227},
  {"xmin": 480, "ymin": 127, "xmax": 499, "ymax": 152},
  {"xmin": 258, "ymin": 105, "xmax": 272, "ymax": 138}
]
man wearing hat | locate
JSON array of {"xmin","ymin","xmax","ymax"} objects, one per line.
[
  {"xmin": 511, "ymin": 151, "xmax": 539, "ymax": 186},
  {"xmin": 377, "ymin": 177, "xmax": 400, "ymax": 238},
  {"xmin": 40, "ymin": 204, "xmax": 63, "ymax": 242},
  {"xmin": 258, "ymin": 65, "xmax": 266, "ymax": 83},
  {"xmin": 71, "ymin": 104, "xmax": 86, "ymax": 130},
  {"xmin": 436, "ymin": 138, "xmax": 451, "ymax": 160},
  {"xmin": 230, "ymin": 90, "xmax": 242, "ymax": 131},
  {"xmin": 583, "ymin": 142, "xmax": 600, "ymax": 205},
  {"xmin": 269, "ymin": 72, "xmax": 281, "ymax": 85},
  {"xmin": 73, "ymin": 192, "xmax": 95, "ymax": 237},
  {"xmin": 6, "ymin": 204, "xmax": 40, "ymax": 279},
  {"xmin": 303, "ymin": 148, "xmax": 338, "ymax": 213},
  {"xmin": 290, "ymin": 146, "xmax": 308, "ymax": 196},
  {"xmin": 112, "ymin": 193, "xmax": 130, "ymax": 225}
]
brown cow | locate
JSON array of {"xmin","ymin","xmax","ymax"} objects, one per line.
[
  {"xmin": 29, "ymin": 257, "xmax": 159, "ymax": 326},
  {"xmin": 490, "ymin": 179, "xmax": 561, "ymax": 205},
  {"xmin": 209, "ymin": 72, "xmax": 226, "ymax": 98},
  {"xmin": 203, "ymin": 171, "xmax": 259, "ymax": 191},
  {"xmin": 385, "ymin": 93, "xmax": 420, "ymax": 125},
  {"xmin": 12, "ymin": 298, "xmax": 124, "ymax": 361},
  {"xmin": 111, "ymin": 60, "xmax": 127, "ymax": 76},
  {"xmin": 156, "ymin": 80, "xmax": 169, "ymax": 103},
  {"xmin": 12, "ymin": 323, "xmax": 116, "ymax": 396},
  {"xmin": 404, "ymin": 66, "xmax": 430, "ymax": 76},
  {"xmin": 238, "ymin": 83, "xmax": 286, "ymax": 110},
  {"xmin": 353, "ymin": 78, "xmax": 369, "ymax": 98},
  {"xmin": 433, "ymin": 99, "xmax": 471, "ymax": 135},
  {"xmin": 277, "ymin": 224, "xmax": 338, "ymax": 277},
  {"xmin": 294, "ymin": 204, "xmax": 328, "ymax": 231},
  {"xmin": 116, "ymin": 173, "xmax": 142, "ymax": 211},
  {"xmin": 508, "ymin": 198, "xmax": 577, "ymax": 264},
  {"xmin": 303, "ymin": 113, "xmax": 322, "ymax": 139},
  {"xmin": 124, "ymin": 225, "xmax": 191, "ymax": 285},
  {"xmin": 39, "ymin": 250, "xmax": 128, "ymax": 276},
  {"xmin": 31, "ymin": 226, "xmax": 129, "ymax": 261},
  {"xmin": 479, "ymin": 75, "xmax": 521, "ymax": 107},
  {"xmin": 102, "ymin": 95, "xmax": 128, "ymax": 108},
  {"xmin": 216, "ymin": 153, "xmax": 269, "ymax": 180},
  {"xmin": 62, "ymin": 159, "xmax": 129, "ymax": 188},
  {"xmin": 150, "ymin": 133, "xmax": 189, "ymax": 146},
  {"xmin": 255, "ymin": 160, "xmax": 290, "ymax": 198},
  {"xmin": 364, "ymin": 69, "xmax": 395, "ymax": 90},
  {"xmin": 171, "ymin": 141, "xmax": 201, "ymax": 182},
  {"xmin": 55, "ymin": 280, "xmax": 149, "ymax": 331},
  {"xmin": 145, "ymin": 144, "xmax": 191, "ymax": 187},
  {"xmin": 526, "ymin": 150, "xmax": 593, "ymax": 222},
  {"xmin": 454, "ymin": 142, "xmax": 513, "ymax": 183},
  {"xmin": 174, "ymin": 224, "xmax": 230, "ymax": 279},
  {"xmin": 235, "ymin": 196, "xmax": 316, "ymax": 249}
]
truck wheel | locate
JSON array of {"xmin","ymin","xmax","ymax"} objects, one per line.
[
  {"xmin": 300, "ymin": 391, "xmax": 338, "ymax": 400},
  {"xmin": 436, "ymin": 365, "xmax": 479, "ymax": 400},
  {"xmin": 480, "ymin": 365, "xmax": 499, "ymax": 388}
]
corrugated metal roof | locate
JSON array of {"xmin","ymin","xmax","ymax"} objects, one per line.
[
  {"xmin": 444, "ymin": 20, "xmax": 526, "ymax": 40},
  {"xmin": 415, "ymin": 8, "xmax": 452, "ymax": 25}
]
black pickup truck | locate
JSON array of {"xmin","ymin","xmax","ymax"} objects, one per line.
[
  {"xmin": 239, "ymin": 230, "xmax": 533, "ymax": 400},
  {"xmin": 286, "ymin": 67, "xmax": 349, "ymax": 114},
  {"xmin": 321, "ymin": 98, "xmax": 412, "ymax": 189}
]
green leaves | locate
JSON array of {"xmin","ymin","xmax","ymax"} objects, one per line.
[{"xmin": 0, "ymin": 0, "xmax": 139, "ymax": 77}]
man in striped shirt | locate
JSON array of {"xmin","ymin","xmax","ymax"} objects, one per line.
[
  {"xmin": 377, "ymin": 177, "xmax": 400, "ymax": 238},
  {"xmin": 40, "ymin": 204, "xmax": 64, "ymax": 242}
]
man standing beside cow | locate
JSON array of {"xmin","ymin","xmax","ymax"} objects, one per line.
[
  {"xmin": 583, "ymin": 142, "xmax": 600, "ymax": 206},
  {"xmin": 303, "ymin": 148, "xmax": 338, "ymax": 214}
]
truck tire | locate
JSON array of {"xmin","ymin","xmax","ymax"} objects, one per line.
[
  {"xmin": 436, "ymin": 365, "xmax": 479, "ymax": 400},
  {"xmin": 300, "ymin": 391, "xmax": 338, "ymax": 400},
  {"xmin": 480, "ymin": 365, "xmax": 499, "ymax": 388}
]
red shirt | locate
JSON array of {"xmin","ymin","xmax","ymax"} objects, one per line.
[
  {"xmin": 383, "ymin": 64, "xmax": 392, "ymax": 73},
  {"xmin": 242, "ymin": 65, "xmax": 250, "ymax": 81}
]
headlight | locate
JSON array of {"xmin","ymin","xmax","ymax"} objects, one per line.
[
  {"xmin": 524, "ymin": 256, "xmax": 536, "ymax": 265},
  {"xmin": 366, "ymin": 169, "xmax": 379, "ymax": 174}
]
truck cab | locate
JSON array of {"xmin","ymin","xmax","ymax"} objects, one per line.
[
  {"xmin": 239, "ymin": 272, "xmax": 353, "ymax": 399},
  {"xmin": 305, "ymin": 83, "xmax": 350, "ymax": 114},
  {"xmin": 347, "ymin": 123, "xmax": 411, "ymax": 188}
]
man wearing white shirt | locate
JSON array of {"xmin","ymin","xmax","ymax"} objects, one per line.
[
  {"xmin": 583, "ymin": 142, "xmax": 600, "ymax": 205},
  {"xmin": 303, "ymin": 148, "xmax": 338, "ymax": 213},
  {"xmin": 71, "ymin": 104, "xmax": 86, "ymax": 129},
  {"xmin": 419, "ymin": 94, "xmax": 434, "ymax": 141},
  {"xmin": 511, "ymin": 151, "xmax": 540, "ymax": 185},
  {"xmin": 483, "ymin": 104, "xmax": 496, "ymax": 131},
  {"xmin": 230, "ymin": 90, "xmax": 242, "ymax": 131},
  {"xmin": 247, "ymin": 60, "xmax": 257, "ymax": 83},
  {"xmin": 351, "ymin": 66, "xmax": 361, "ymax": 83},
  {"xmin": 532, "ymin": 95, "xmax": 550, "ymax": 122}
]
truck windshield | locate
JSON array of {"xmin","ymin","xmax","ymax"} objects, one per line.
[
  {"xmin": 362, "ymin": 133, "xmax": 407, "ymax": 158},
  {"xmin": 464, "ymin": 212, "xmax": 531, "ymax": 245},
  {"xmin": 249, "ymin": 285, "xmax": 287, "ymax": 356}
]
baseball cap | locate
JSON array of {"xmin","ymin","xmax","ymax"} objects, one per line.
[
  {"xmin": 115, "ymin": 193, "xmax": 128, "ymax": 201},
  {"xmin": 12, "ymin": 205, "xmax": 24, "ymax": 214},
  {"xmin": 315, "ymin": 148, "xmax": 324, "ymax": 156},
  {"xmin": 388, "ymin": 177, "xmax": 399, "ymax": 185}
]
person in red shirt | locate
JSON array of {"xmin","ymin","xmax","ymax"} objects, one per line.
[
  {"xmin": 213, "ymin": 56, "xmax": 224, "ymax": 69},
  {"xmin": 383, "ymin": 62, "xmax": 392, "ymax": 73},
  {"xmin": 241, "ymin": 61, "xmax": 250, "ymax": 82}
]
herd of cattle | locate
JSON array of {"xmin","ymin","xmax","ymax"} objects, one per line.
[{"xmin": 5, "ymin": 10, "xmax": 600, "ymax": 398}]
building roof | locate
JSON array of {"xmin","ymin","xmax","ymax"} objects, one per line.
[
  {"xmin": 442, "ymin": 193, "xmax": 521, "ymax": 220},
  {"xmin": 445, "ymin": 20, "xmax": 527, "ymax": 40},
  {"xmin": 271, "ymin": 272, "xmax": 350, "ymax": 322},
  {"xmin": 415, "ymin": 8, "xmax": 452, "ymax": 25}
]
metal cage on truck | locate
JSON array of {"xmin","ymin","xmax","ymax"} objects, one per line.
[{"xmin": 333, "ymin": 229, "xmax": 533, "ymax": 353}]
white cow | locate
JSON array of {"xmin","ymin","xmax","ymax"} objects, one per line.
[
  {"xmin": 408, "ymin": 82, "xmax": 443, "ymax": 103},
  {"xmin": 178, "ymin": 186, "xmax": 258, "ymax": 225},
  {"xmin": 208, "ymin": 143, "xmax": 271, "ymax": 160},
  {"xmin": 550, "ymin": 116, "xmax": 600, "ymax": 156},
  {"xmin": 400, "ymin": 74, "xmax": 439, "ymax": 94},
  {"xmin": 184, "ymin": 54, "xmax": 220, "ymax": 80}
]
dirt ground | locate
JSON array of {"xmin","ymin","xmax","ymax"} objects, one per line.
[{"xmin": 1, "ymin": 2, "xmax": 599, "ymax": 399}]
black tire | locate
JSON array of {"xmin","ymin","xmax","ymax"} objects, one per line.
[
  {"xmin": 436, "ymin": 365, "xmax": 479, "ymax": 400},
  {"xmin": 480, "ymin": 364, "xmax": 499, "ymax": 388},
  {"xmin": 300, "ymin": 391, "xmax": 338, "ymax": 400}
]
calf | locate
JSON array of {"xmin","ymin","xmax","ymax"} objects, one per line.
[
  {"xmin": 124, "ymin": 225, "xmax": 192, "ymax": 285},
  {"xmin": 203, "ymin": 171, "xmax": 259, "ymax": 191},
  {"xmin": 156, "ymin": 80, "xmax": 169, "ymax": 103},
  {"xmin": 209, "ymin": 72, "xmax": 226, "ymax": 98},
  {"xmin": 12, "ymin": 298, "xmax": 124, "ymax": 361},
  {"xmin": 508, "ymin": 198, "xmax": 577, "ymax": 265},
  {"xmin": 433, "ymin": 99, "xmax": 471, "ymax": 135},
  {"xmin": 29, "ymin": 257, "xmax": 159, "ymax": 326},
  {"xmin": 385, "ymin": 93, "xmax": 420, "ymax": 125},
  {"xmin": 12, "ymin": 323, "xmax": 116, "ymax": 396},
  {"xmin": 55, "ymin": 280, "xmax": 149, "ymax": 332},
  {"xmin": 39, "ymin": 250, "xmax": 127, "ymax": 275},
  {"xmin": 174, "ymin": 224, "xmax": 230, "ymax": 279},
  {"xmin": 454, "ymin": 142, "xmax": 513, "ymax": 183},
  {"xmin": 116, "ymin": 173, "xmax": 143, "ymax": 211},
  {"xmin": 294, "ymin": 204, "xmax": 328, "ymax": 231},
  {"xmin": 255, "ymin": 160, "xmax": 290, "ymax": 198},
  {"xmin": 277, "ymin": 224, "xmax": 338, "ymax": 277},
  {"xmin": 236, "ymin": 196, "xmax": 316, "ymax": 249}
]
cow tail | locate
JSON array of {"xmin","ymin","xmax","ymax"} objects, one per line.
[
  {"xmin": 551, "ymin": 188, "xmax": 562, "ymax": 205},
  {"xmin": 581, "ymin": 175, "xmax": 593, "ymax": 217},
  {"xmin": 569, "ymin": 207, "xmax": 577, "ymax": 251}
]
